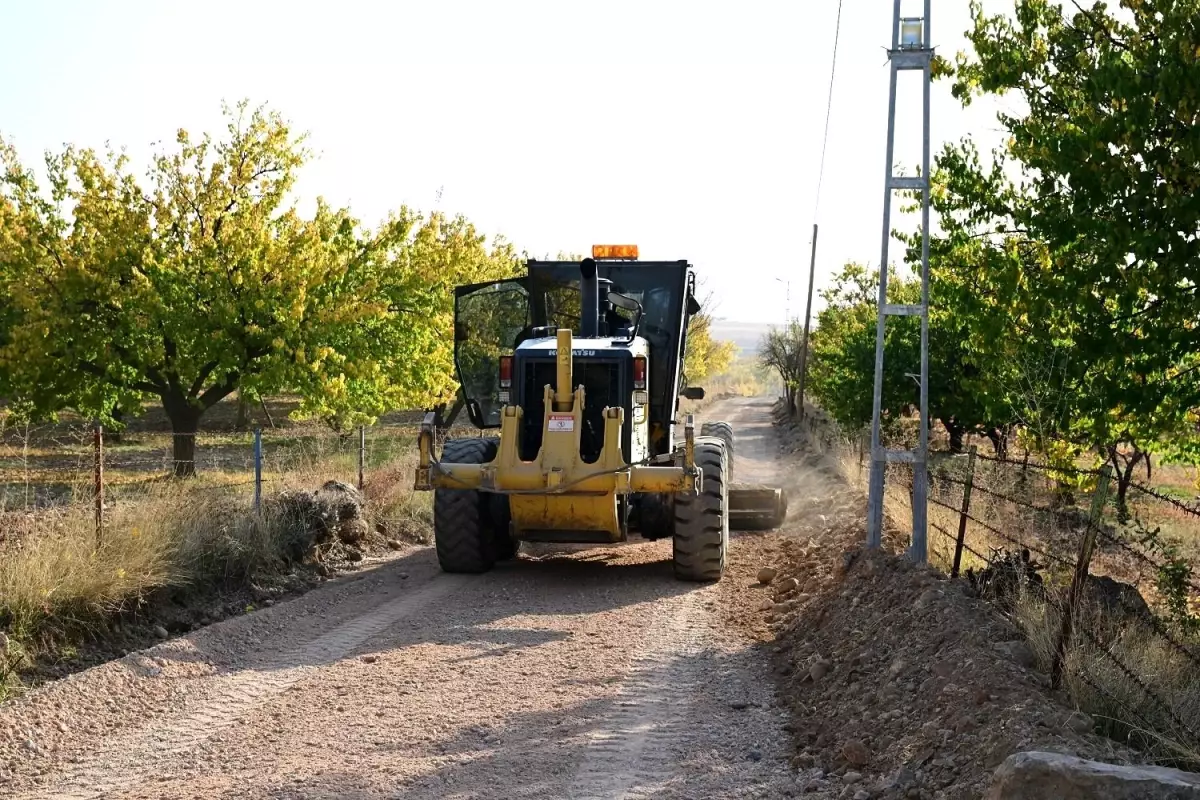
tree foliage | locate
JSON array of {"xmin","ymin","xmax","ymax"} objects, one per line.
[
  {"xmin": 683, "ymin": 309, "xmax": 736, "ymax": 386},
  {"xmin": 803, "ymin": 262, "xmax": 1007, "ymax": 452},
  {"xmin": 914, "ymin": 0, "xmax": 1200, "ymax": 504},
  {"xmin": 0, "ymin": 102, "xmax": 519, "ymax": 473}
]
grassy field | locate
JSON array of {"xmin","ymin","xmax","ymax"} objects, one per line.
[{"xmin": 0, "ymin": 394, "xmax": 445, "ymax": 697}]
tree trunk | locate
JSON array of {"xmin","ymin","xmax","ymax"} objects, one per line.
[
  {"xmin": 235, "ymin": 394, "xmax": 251, "ymax": 431},
  {"xmin": 986, "ymin": 427, "xmax": 1008, "ymax": 461},
  {"xmin": 163, "ymin": 397, "xmax": 201, "ymax": 478},
  {"xmin": 1109, "ymin": 445, "xmax": 1145, "ymax": 524},
  {"xmin": 943, "ymin": 419, "xmax": 965, "ymax": 454},
  {"xmin": 110, "ymin": 404, "xmax": 125, "ymax": 444}
]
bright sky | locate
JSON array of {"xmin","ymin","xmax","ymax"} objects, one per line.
[{"xmin": 1, "ymin": 0, "xmax": 1013, "ymax": 324}]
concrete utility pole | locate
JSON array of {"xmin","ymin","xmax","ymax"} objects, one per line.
[{"xmin": 866, "ymin": 0, "xmax": 933, "ymax": 561}]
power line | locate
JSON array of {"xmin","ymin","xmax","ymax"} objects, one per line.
[{"xmin": 812, "ymin": 0, "xmax": 845, "ymax": 222}]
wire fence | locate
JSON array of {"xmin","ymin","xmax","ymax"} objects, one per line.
[
  {"xmin": 910, "ymin": 444, "xmax": 1200, "ymax": 762},
  {"xmin": 0, "ymin": 418, "xmax": 443, "ymax": 542}
]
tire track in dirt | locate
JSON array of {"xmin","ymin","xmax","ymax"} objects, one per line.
[
  {"xmin": 568, "ymin": 591, "xmax": 707, "ymax": 799},
  {"xmin": 562, "ymin": 397, "xmax": 793, "ymax": 799},
  {"xmin": 19, "ymin": 574, "xmax": 467, "ymax": 800}
]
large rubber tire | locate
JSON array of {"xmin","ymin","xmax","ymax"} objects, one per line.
[
  {"xmin": 488, "ymin": 492, "xmax": 518, "ymax": 560},
  {"xmin": 700, "ymin": 421, "xmax": 735, "ymax": 480},
  {"xmin": 673, "ymin": 438, "xmax": 729, "ymax": 582},
  {"xmin": 434, "ymin": 437, "xmax": 504, "ymax": 573}
]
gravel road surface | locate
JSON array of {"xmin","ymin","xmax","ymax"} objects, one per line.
[{"xmin": 0, "ymin": 396, "xmax": 797, "ymax": 799}]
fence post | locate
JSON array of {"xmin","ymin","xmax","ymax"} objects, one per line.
[
  {"xmin": 253, "ymin": 428, "xmax": 263, "ymax": 513},
  {"xmin": 358, "ymin": 425, "xmax": 366, "ymax": 491},
  {"xmin": 94, "ymin": 421, "xmax": 104, "ymax": 545},
  {"xmin": 951, "ymin": 445, "xmax": 978, "ymax": 578},
  {"xmin": 1051, "ymin": 464, "xmax": 1113, "ymax": 689}
]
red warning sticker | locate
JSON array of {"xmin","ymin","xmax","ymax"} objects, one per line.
[{"xmin": 548, "ymin": 414, "xmax": 575, "ymax": 432}]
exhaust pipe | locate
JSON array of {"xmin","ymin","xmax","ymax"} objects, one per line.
[{"xmin": 580, "ymin": 258, "xmax": 599, "ymax": 337}]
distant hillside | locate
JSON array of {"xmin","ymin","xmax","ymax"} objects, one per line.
[{"xmin": 709, "ymin": 319, "xmax": 777, "ymax": 357}]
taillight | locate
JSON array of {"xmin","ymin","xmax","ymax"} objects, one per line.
[
  {"xmin": 633, "ymin": 356, "xmax": 646, "ymax": 389},
  {"xmin": 499, "ymin": 356, "xmax": 512, "ymax": 389}
]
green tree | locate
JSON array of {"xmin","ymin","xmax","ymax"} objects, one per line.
[
  {"xmin": 802, "ymin": 262, "xmax": 1010, "ymax": 452},
  {"xmin": 929, "ymin": 0, "xmax": 1200, "ymax": 508},
  {"xmin": 0, "ymin": 102, "xmax": 518, "ymax": 475}
]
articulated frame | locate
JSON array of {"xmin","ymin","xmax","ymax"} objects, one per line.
[{"xmin": 414, "ymin": 328, "xmax": 700, "ymax": 539}]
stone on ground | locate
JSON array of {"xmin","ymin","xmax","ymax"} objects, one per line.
[{"xmin": 988, "ymin": 751, "xmax": 1200, "ymax": 799}]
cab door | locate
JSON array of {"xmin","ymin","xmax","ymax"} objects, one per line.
[{"xmin": 454, "ymin": 278, "xmax": 530, "ymax": 428}]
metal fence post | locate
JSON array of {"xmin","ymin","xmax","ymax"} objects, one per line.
[
  {"xmin": 1051, "ymin": 464, "xmax": 1113, "ymax": 689},
  {"xmin": 951, "ymin": 445, "xmax": 978, "ymax": 578},
  {"xmin": 253, "ymin": 428, "xmax": 263, "ymax": 513},
  {"xmin": 358, "ymin": 425, "xmax": 366, "ymax": 491},
  {"xmin": 94, "ymin": 421, "xmax": 104, "ymax": 545}
]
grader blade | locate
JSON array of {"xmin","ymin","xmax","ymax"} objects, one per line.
[{"xmin": 728, "ymin": 484, "xmax": 787, "ymax": 531}]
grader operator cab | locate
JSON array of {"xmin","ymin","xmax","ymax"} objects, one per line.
[{"xmin": 414, "ymin": 246, "xmax": 787, "ymax": 581}]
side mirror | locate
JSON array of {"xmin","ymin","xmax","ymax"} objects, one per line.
[
  {"xmin": 687, "ymin": 295, "xmax": 702, "ymax": 315},
  {"xmin": 680, "ymin": 386, "xmax": 705, "ymax": 400}
]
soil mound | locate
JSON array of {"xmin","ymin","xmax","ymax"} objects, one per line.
[{"xmin": 754, "ymin": 528, "xmax": 1136, "ymax": 798}]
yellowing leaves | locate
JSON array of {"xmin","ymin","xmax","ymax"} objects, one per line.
[{"xmin": 0, "ymin": 100, "xmax": 526, "ymax": 449}]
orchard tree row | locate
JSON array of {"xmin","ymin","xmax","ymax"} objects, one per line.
[
  {"xmin": 769, "ymin": 0, "xmax": 1200, "ymax": 513},
  {"xmin": 0, "ymin": 102, "xmax": 734, "ymax": 475}
]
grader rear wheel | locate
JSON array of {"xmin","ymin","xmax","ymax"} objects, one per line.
[{"xmin": 672, "ymin": 438, "xmax": 729, "ymax": 582}]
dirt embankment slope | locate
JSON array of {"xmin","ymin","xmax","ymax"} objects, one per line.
[{"xmin": 732, "ymin": 402, "xmax": 1139, "ymax": 799}]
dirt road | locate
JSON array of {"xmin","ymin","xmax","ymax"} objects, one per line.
[{"xmin": 0, "ymin": 396, "xmax": 798, "ymax": 800}]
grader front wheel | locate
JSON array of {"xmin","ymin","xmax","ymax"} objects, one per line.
[{"xmin": 700, "ymin": 420, "xmax": 735, "ymax": 479}]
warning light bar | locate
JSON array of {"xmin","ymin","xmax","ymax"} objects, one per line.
[{"xmin": 592, "ymin": 244, "xmax": 639, "ymax": 260}]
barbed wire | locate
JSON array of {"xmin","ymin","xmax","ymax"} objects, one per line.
[
  {"xmin": 938, "ymin": 455, "xmax": 1200, "ymax": 594},
  {"xmin": 928, "ymin": 495, "xmax": 1074, "ymax": 568},
  {"xmin": 1127, "ymin": 481, "xmax": 1200, "ymax": 519},
  {"xmin": 970, "ymin": 449, "xmax": 1108, "ymax": 477},
  {"xmin": 1093, "ymin": 526, "xmax": 1200, "ymax": 597},
  {"xmin": 953, "ymin": 449, "xmax": 1200, "ymax": 520},
  {"xmin": 930, "ymin": 519, "xmax": 991, "ymax": 563},
  {"xmin": 1069, "ymin": 608, "xmax": 1200, "ymax": 746},
  {"xmin": 937, "ymin": 475, "xmax": 1079, "ymax": 517},
  {"xmin": 1071, "ymin": 665, "xmax": 1189, "ymax": 751},
  {"xmin": 935, "ymin": 514, "xmax": 1200, "ymax": 746}
]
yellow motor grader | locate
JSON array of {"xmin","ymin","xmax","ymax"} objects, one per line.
[{"xmin": 414, "ymin": 246, "xmax": 786, "ymax": 581}]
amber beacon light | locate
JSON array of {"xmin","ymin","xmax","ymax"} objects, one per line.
[{"xmin": 591, "ymin": 244, "xmax": 639, "ymax": 260}]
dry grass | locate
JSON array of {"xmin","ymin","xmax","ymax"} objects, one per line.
[
  {"xmin": 1014, "ymin": 591, "xmax": 1200, "ymax": 768},
  {"xmin": 0, "ymin": 484, "xmax": 294, "ymax": 642},
  {"xmin": 0, "ymin": 439, "xmax": 431, "ymax": 700}
]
